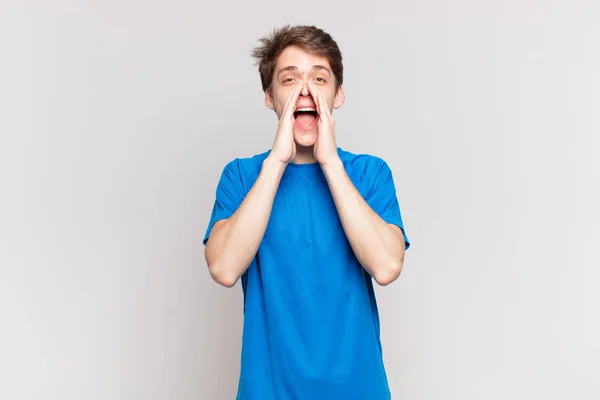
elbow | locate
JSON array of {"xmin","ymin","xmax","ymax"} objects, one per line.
[
  {"xmin": 374, "ymin": 258, "xmax": 404, "ymax": 286},
  {"xmin": 207, "ymin": 262, "xmax": 239, "ymax": 288},
  {"xmin": 205, "ymin": 244, "xmax": 239, "ymax": 288},
  {"xmin": 210, "ymin": 268, "xmax": 238, "ymax": 288}
]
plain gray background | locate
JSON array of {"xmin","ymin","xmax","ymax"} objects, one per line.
[{"xmin": 1, "ymin": 0, "xmax": 599, "ymax": 399}]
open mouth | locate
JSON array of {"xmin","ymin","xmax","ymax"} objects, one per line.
[{"xmin": 294, "ymin": 108, "xmax": 318, "ymax": 130}]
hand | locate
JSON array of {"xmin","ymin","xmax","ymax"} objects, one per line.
[
  {"xmin": 268, "ymin": 81, "xmax": 303, "ymax": 165},
  {"xmin": 308, "ymin": 82, "xmax": 340, "ymax": 166}
]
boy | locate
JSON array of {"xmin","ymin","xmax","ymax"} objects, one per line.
[{"xmin": 204, "ymin": 25, "xmax": 410, "ymax": 400}]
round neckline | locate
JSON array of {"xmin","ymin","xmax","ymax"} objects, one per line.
[
  {"xmin": 284, "ymin": 147, "xmax": 344, "ymax": 169},
  {"xmin": 285, "ymin": 160, "xmax": 322, "ymax": 176},
  {"xmin": 287, "ymin": 160, "xmax": 320, "ymax": 168}
]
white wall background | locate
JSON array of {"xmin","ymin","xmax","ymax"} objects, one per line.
[{"xmin": 1, "ymin": 0, "xmax": 599, "ymax": 399}]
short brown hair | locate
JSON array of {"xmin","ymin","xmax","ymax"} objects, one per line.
[{"xmin": 251, "ymin": 25, "xmax": 344, "ymax": 92}]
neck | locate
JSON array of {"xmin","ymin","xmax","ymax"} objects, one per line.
[{"xmin": 292, "ymin": 145, "xmax": 317, "ymax": 164}]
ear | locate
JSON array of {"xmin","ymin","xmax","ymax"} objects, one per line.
[
  {"xmin": 333, "ymin": 85, "xmax": 345, "ymax": 109},
  {"xmin": 265, "ymin": 88, "xmax": 275, "ymax": 110}
]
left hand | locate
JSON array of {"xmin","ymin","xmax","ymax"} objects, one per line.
[{"xmin": 308, "ymin": 82, "xmax": 340, "ymax": 166}]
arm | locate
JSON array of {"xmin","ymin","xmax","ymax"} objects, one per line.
[
  {"xmin": 204, "ymin": 81, "xmax": 304, "ymax": 287},
  {"xmin": 321, "ymin": 160, "xmax": 406, "ymax": 286},
  {"xmin": 307, "ymin": 82, "xmax": 406, "ymax": 286},
  {"xmin": 205, "ymin": 157, "xmax": 286, "ymax": 287}
]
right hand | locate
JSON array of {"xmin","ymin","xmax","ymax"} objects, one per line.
[{"xmin": 268, "ymin": 81, "xmax": 303, "ymax": 165}]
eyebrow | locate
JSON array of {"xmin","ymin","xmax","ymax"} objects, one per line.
[{"xmin": 276, "ymin": 65, "xmax": 332, "ymax": 79}]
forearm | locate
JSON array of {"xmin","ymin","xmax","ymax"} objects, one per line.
[
  {"xmin": 206, "ymin": 156, "xmax": 286, "ymax": 286},
  {"xmin": 321, "ymin": 159, "xmax": 405, "ymax": 286}
]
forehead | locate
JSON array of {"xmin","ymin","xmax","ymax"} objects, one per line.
[{"xmin": 275, "ymin": 45, "xmax": 331, "ymax": 71}]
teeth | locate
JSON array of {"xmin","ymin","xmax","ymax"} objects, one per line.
[{"xmin": 296, "ymin": 107, "xmax": 316, "ymax": 112}]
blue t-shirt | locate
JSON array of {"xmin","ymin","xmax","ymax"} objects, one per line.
[{"xmin": 204, "ymin": 147, "xmax": 410, "ymax": 400}]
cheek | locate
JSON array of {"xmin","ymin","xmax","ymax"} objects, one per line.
[
  {"xmin": 274, "ymin": 88, "xmax": 293, "ymax": 107},
  {"xmin": 323, "ymin": 95, "xmax": 337, "ymax": 110},
  {"xmin": 273, "ymin": 97, "xmax": 286, "ymax": 114},
  {"xmin": 319, "ymin": 89, "xmax": 337, "ymax": 108}
]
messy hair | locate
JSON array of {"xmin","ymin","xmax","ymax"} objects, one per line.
[{"xmin": 251, "ymin": 25, "xmax": 344, "ymax": 92}]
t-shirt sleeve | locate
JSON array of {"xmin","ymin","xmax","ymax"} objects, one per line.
[
  {"xmin": 203, "ymin": 159, "xmax": 246, "ymax": 246},
  {"xmin": 365, "ymin": 160, "xmax": 411, "ymax": 250}
]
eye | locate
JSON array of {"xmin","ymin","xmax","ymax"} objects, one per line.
[
  {"xmin": 315, "ymin": 77, "xmax": 326, "ymax": 83},
  {"xmin": 282, "ymin": 77, "xmax": 294, "ymax": 84}
]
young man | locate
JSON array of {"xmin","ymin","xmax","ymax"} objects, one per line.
[{"xmin": 203, "ymin": 25, "xmax": 410, "ymax": 400}]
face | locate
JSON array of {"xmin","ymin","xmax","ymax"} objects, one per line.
[{"xmin": 265, "ymin": 45, "xmax": 345, "ymax": 148}]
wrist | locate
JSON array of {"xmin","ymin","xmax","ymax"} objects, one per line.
[
  {"xmin": 319, "ymin": 156, "xmax": 343, "ymax": 171},
  {"xmin": 263, "ymin": 155, "xmax": 288, "ymax": 172}
]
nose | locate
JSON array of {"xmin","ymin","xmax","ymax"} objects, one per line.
[{"xmin": 300, "ymin": 81, "xmax": 310, "ymax": 97}]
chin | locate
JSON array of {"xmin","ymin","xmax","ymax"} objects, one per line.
[{"xmin": 293, "ymin": 128, "xmax": 318, "ymax": 148}]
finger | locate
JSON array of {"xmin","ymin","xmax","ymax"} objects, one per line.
[
  {"xmin": 281, "ymin": 81, "xmax": 304, "ymax": 120},
  {"xmin": 308, "ymin": 83, "xmax": 330, "ymax": 123},
  {"xmin": 317, "ymin": 86, "xmax": 333, "ymax": 120},
  {"xmin": 312, "ymin": 83, "xmax": 331, "ymax": 116},
  {"xmin": 307, "ymin": 82, "xmax": 321, "ymax": 113},
  {"xmin": 306, "ymin": 83, "xmax": 324, "ymax": 124},
  {"xmin": 281, "ymin": 82, "xmax": 302, "ymax": 119}
]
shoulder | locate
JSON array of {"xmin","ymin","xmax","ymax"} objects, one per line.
[
  {"xmin": 338, "ymin": 147, "xmax": 395, "ymax": 198},
  {"xmin": 221, "ymin": 149, "xmax": 270, "ymax": 183},
  {"xmin": 338, "ymin": 147, "xmax": 392, "ymax": 178}
]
